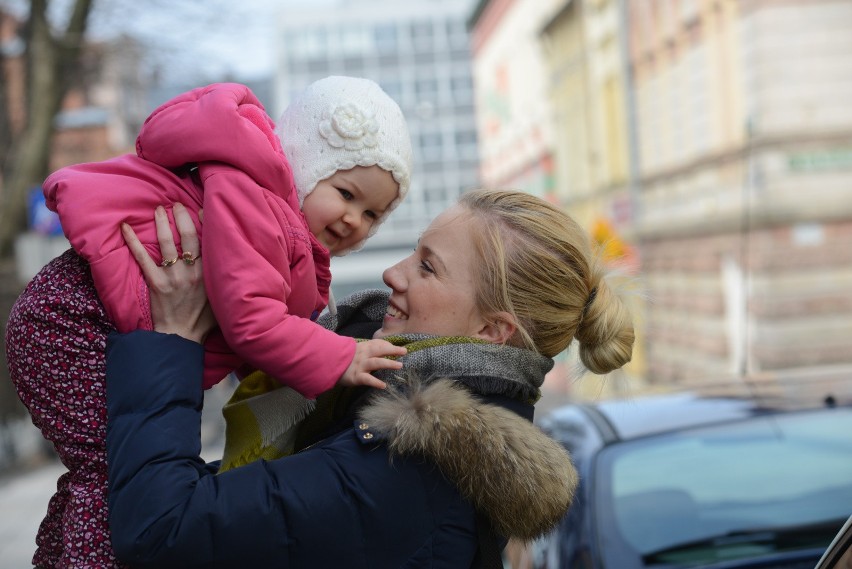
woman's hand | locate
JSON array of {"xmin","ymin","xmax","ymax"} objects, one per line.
[{"xmin": 121, "ymin": 203, "xmax": 216, "ymax": 344}]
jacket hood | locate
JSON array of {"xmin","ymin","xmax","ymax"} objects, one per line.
[
  {"xmin": 359, "ymin": 377, "xmax": 578, "ymax": 541},
  {"xmin": 135, "ymin": 83, "xmax": 294, "ymax": 199}
]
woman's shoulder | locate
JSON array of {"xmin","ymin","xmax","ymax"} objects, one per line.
[{"xmin": 359, "ymin": 378, "xmax": 578, "ymax": 541}]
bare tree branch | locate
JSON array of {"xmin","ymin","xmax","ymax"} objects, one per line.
[{"xmin": 0, "ymin": 0, "xmax": 274, "ymax": 257}]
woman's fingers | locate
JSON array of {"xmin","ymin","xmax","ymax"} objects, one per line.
[
  {"xmin": 155, "ymin": 205, "xmax": 179, "ymax": 267},
  {"xmin": 121, "ymin": 204, "xmax": 215, "ymax": 342},
  {"xmin": 123, "ymin": 203, "xmax": 200, "ymax": 285},
  {"xmin": 122, "ymin": 222, "xmax": 159, "ymax": 282},
  {"xmin": 173, "ymin": 203, "xmax": 201, "ymax": 266}
]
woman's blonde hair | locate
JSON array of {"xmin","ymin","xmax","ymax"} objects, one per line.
[{"xmin": 458, "ymin": 189, "xmax": 634, "ymax": 374}]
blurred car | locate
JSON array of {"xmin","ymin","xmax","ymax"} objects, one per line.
[
  {"xmin": 815, "ymin": 513, "xmax": 852, "ymax": 569},
  {"xmin": 533, "ymin": 392, "xmax": 852, "ymax": 569}
]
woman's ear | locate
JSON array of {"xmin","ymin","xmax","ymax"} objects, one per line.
[{"xmin": 474, "ymin": 312, "xmax": 518, "ymax": 345}]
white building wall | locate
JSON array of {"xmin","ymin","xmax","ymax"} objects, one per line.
[
  {"xmin": 472, "ymin": 0, "xmax": 562, "ymax": 192},
  {"xmin": 272, "ymin": 0, "xmax": 479, "ymax": 294},
  {"xmin": 742, "ymin": 0, "xmax": 852, "ymax": 136}
]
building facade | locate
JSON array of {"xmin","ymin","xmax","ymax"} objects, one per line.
[
  {"xmin": 468, "ymin": 0, "xmax": 852, "ymax": 402},
  {"xmin": 468, "ymin": 0, "xmax": 563, "ymax": 199},
  {"xmin": 629, "ymin": 0, "xmax": 852, "ymax": 398},
  {"xmin": 272, "ymin": 0, "xmax": 480, "ymax": 296},
  {"xmin": 540, "ymin": 0, "xmax": 634, "ymax": 228},
  {"xmin": 537, "ymin": 0, "xmax": 646, "ymax": 398}
]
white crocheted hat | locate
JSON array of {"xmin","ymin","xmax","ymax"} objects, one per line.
[{"xmin": 276, "ymin": 76, "xmax": 412, "ymax": 249}]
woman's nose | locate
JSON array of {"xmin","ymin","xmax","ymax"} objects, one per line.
[{"xmin": 382, "ymin": 260, "xmax": 405, "ymax": 290}]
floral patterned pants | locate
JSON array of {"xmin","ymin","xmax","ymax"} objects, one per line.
[{"xmin": 5, "ymin": 249, "xmax": 128, "ymax": 569}]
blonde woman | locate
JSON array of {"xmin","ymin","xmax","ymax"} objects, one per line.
[{"xmin": 105, "ymin": 190, "xmax": 634, "ymax": 568}]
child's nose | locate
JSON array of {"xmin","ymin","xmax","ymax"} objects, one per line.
[{"xmin": 343, "ymin": 210, "xmax": 361, "ymax": 230}]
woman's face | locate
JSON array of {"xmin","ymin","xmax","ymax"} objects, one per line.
[{"xmin": 375, "ymin": 205, "xmax": 490, "ymax": 340}]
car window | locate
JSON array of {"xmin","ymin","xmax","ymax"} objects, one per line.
[{"xmin": 594, "ymin": 407, "xmax": 852, "ymax": 568}]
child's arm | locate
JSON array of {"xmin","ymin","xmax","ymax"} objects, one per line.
[
  {"xmin": 337, "ymin": 339, "xmax": 407, "ymax": 390},
  {"xmin": 200, "ymin": 165, "xmax": 368, "ymax": 398}
]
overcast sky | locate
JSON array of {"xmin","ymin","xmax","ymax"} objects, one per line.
[
  {"xmin": 115, "ymin": 0, "xmax": 341, "ymax": 82},
  {"xmin": 0, "ymin": 0, "xmax": 341, "ymax": 81}
]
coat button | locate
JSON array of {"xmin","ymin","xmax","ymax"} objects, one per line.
[
  {"xmin": 363, "ymin": 432, "xmax": 374, "ymax": 440},
  {"xmin": 358, "ymin": 423, "xmax": 369, "ymax": 430}
]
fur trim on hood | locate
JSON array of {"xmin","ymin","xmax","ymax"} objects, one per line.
[{"xmin": 359, "ymin": 377, "xmax": 578, "ymax": 541}]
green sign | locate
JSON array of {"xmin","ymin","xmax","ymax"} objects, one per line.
[{"xmin": 788, "ymin": 149, "xmax": 852, "ymax": 171}]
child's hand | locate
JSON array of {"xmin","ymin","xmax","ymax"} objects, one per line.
[{"xmin": 338, "ymin": 339, "xmax": 407, "ymax": 389}]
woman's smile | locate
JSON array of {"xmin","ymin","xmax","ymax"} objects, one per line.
[{"xmin": 385, "ymin": 302, "xmax": 408, "ymax": 321}]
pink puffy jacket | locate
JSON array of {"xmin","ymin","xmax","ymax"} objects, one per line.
[{"xmin": 44, "ymin": 83, "xmax": 355, "ymax": 398}]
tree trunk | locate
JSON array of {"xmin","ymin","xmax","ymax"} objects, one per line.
[{"xmin": 0, "ymin": 0, "xmax": 93, "ymax": 258}]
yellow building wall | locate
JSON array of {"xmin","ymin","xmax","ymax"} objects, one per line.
[{"xmin": 540, "ymin": 0, "xmax": 648, "ymax": 399}]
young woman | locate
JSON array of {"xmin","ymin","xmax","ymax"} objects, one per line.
[{"xmin": 105, "ymin": 190, "xmax": 635, "ymax": 568}]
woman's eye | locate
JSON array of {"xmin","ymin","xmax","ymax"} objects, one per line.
[
  {"xmin": 338, "ymin": 189, "xmax": 353, "ymax": 200},
  {"xmin": 419, "ymin": 261, "xmax": 435, "ymax": 275}
]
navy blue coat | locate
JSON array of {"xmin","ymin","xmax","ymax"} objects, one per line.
[
  {"xmin": 107, "ymin": 331, "xmax": 477, "ymax": 568},
  {"xmin": 106, "ymin": 331, "xmax": 576, "ymax": 568}
]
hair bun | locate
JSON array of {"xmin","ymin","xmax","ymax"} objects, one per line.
[{"xmin": 575, "ymin": 279, "xmax": 634, "ymax": 374}]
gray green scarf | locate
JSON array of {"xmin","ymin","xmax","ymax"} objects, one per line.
[{"xmin": 219, "ymin": 289, "xmax": 553, "ymax": 472}]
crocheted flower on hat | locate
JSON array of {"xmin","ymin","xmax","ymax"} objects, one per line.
[{"xmin": 319, "ymin": 104, "xmax": 379, "ymax": 151}]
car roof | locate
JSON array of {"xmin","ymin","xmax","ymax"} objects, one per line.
[{"xmin": 545, "ymin": 391, "xmax": 786, "ymax": 442}]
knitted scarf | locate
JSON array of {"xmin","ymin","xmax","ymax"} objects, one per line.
[{"xmin": 219, "ymin": 289, "xmax": 553, "ymax": 472}]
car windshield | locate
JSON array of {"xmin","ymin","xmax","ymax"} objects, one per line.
[{"xmin": 595, "ymin": 407, "xmax": 852, "ymax": 568}]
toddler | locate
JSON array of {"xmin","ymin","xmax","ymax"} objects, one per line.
[{"xmin": 4, "ymin": 76, "xmax": 411, "ymax": 568}]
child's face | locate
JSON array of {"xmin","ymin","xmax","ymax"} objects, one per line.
[{"xmin": 302, "ymin": 165, "xmax": 399, "ymax": 255}]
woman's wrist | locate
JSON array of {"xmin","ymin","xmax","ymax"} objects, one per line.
[{"xmin": 154, "ymin": 324, "xmax": 207, "ymax": 345}]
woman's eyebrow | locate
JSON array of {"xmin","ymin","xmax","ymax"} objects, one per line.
[{"xmin": 421, "ymin": 245, "xmax": 447, "ymax": 273}]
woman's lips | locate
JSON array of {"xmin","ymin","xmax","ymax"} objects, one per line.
[{"xmin": 385, "ymin": 302, "xmax": 408, "ymax": 320}]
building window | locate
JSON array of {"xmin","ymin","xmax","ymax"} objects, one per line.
[
  {"xmin": 455, "ymin": 130, "xmax": 478, "ymax": 160},
  {"xmin": 415, "ymin": 51, "xmax": 435, "ymax": 64},
  {"xmin": 342, "ymin": 57, "xmax": 365, "ymax": 73},
  {"xmin": 374, "ymin": 24, "xmax": 398, "ymax": 53},
  {"xmin": 451, "ymin": 74, "xmax": 473, "ymax": 104},
  {"xmin": 419, "ymin": 131, "xmax": 443, "ymax": 161},
  {"xmin": 307, "ymin": 58, "xmax": 329, "ymax": 74},
  {"xmin": 379, "ymin": 80, "xmax": 402, "ymax": 102},
  {"xmin": 415, "ymin": 77, "xmax": 438, "ymax": 98},
  {"xmin": 378, "ymin": 52, "xmax": 399, "ymax": 66},
  {"xmin": 410, "ymin": 20, "xmax": 434, "ymax": 49},
  {"xmin": 446, "ymin": 19, "xmax": 468, "ymax": 49},
  {"xmin": 341, "ymin": 27, "xmax": 369, "ymax": 54}
]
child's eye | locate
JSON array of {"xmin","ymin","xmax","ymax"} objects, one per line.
[
  {"xmin": 365, "ymin": 210, "xmax": 377, "ymax": 220},
  {"xmin": 337, "ymin": 189, "xmax": 353, "ymax": 200}
]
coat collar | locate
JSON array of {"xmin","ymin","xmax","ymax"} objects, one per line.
[{"xmin": 358, "ymin": 377, "xmax": 578, "ymax": 541}]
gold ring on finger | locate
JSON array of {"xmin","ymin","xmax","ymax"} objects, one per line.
[
  {"xmin": 160, "ymin": 256, "xmax": 178, "ymax": 268},
  {"xmin": 182, "ymin": 251, "xmax": 200, "ymax": 265}
]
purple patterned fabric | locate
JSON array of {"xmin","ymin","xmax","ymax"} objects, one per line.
[{"xmin": 5, "ymin": 249, "xmax": 127, "ymax": 569}]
